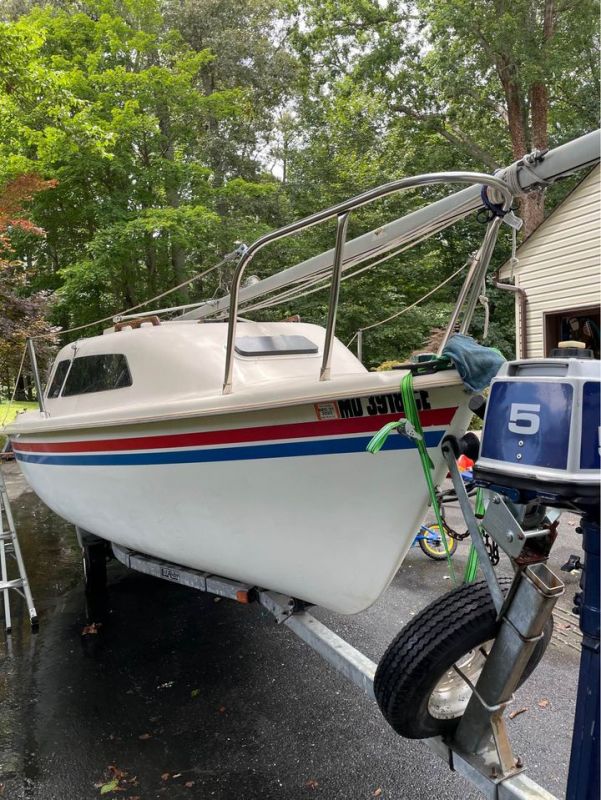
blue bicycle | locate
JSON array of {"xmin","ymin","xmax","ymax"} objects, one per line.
[{"xmin": 412, "ymin": 521, "xmax": 458, "ymax": 560}]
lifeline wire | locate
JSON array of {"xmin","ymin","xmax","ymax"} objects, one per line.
[
  {"xmin": 241, "ymin": 240, "xmax": 417, "ymax": 316},
  {"xmin": 347, "ymin": 258, "xmax": 471, "ymax": 348},
  {"xmin": 29, "ymin": 255, "xmax": 234, "ymax": 340},
  {"xmin": 239, "ymin": 206, "xmax": 473, "ymax": 318},
  {"xmin": 23, "ymin": 198, "xmax": 478, "ymax": 345},
  {"xmin": 40, "ymin": 198, "xmax": 472, "ymax": 331},
  {"xmin": 192, "ymin": 202, "xmax": 473, "ymax": 321}
]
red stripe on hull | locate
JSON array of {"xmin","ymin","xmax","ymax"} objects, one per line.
[{"xmin": 12, "ymin": 408, "xmax": 457, "ymax": 454}]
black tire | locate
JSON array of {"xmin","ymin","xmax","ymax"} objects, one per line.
[
  {"xmin": 374, "ymin": 578, "xmax": 553, "ymax": 739},
  {"xmin": 82, "ymin": 541, "xmax": 107, "ymax": 593},
  {"xmin": 418, "ymin": 523, "xmax": 458, "ymax": 560},
  {"xmin": 82, "ymin": 540, "xmax": 109, "ymax": 623}
]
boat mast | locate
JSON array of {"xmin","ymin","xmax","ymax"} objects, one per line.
[{"xmin": 180, "ymin": 130, "xmax": 600, "ymax": 323}]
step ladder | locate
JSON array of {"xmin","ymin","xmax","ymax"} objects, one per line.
[{"xmin": 0, "ymin": 467, "xmax": 37, "ymax": 634}]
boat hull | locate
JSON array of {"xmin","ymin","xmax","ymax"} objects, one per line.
[{"xmin": 11, "ymin": 385, "xmax": 471, "ymax": 613}]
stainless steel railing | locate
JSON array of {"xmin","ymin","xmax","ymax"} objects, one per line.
[{"xmin": 222, "ymin": 172, "xmax": 512, "ymax": 394}]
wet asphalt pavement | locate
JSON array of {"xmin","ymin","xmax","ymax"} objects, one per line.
[{"xmin": 0, "ymin": 461, "xmax": 584, "ymax": 800}]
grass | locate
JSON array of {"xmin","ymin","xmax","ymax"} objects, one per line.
[{"xmin": 0, "ymin": 400, "xmax": 38, "ymax": 447}]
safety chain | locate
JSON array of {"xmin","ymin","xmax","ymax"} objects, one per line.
[
  {"xmin": 483, "ymin": 530, "xmax": 500, "ymax": 566},
  {"xmin": 446, "ymin": 524, "xmax": 470, "ymax": 542}
]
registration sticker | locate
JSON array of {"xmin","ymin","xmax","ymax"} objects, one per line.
[{"xmin": 315, "ymin": 402, "xmax": 339, "ymax": 421}]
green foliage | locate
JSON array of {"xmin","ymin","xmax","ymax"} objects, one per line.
[
  {"xmin": 0, "ymin": 0, "xmax": 597, "ymax": 376},
  {"xmin": 0, "ymin": 400, "xmax": 37, "ymax": 443},
  {"xmin": 0, "ymin": 0, "xmax": 294, "ymax": 331}
]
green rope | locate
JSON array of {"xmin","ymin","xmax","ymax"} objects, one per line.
[
  {"xmin": 475, "ymin": 487, "xmax": 486, "ymax": 518},
  {"xmin": 463, "ymin": 488, "xmax": 485, "ymax": 583},
  {"xmin": 367, "ymin": 371, "xmax": 457, "ymax": 585},
  {"xmin": 463, "ymin": 544, "xmax": 479, "ymax": 583}
]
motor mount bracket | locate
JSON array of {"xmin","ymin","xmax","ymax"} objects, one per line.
[{"xmin": 481, "ymin": 494, "xmax": 550, "ymax": 559}]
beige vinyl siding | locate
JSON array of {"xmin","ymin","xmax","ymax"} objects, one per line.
[{"xmin": 498, "ymin": 166, "xmax": 600, "ymax": 358}]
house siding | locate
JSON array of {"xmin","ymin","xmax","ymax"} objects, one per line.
[{"xmin": 498, "ymin": 165, "xmax": 600, "ymax": 358}]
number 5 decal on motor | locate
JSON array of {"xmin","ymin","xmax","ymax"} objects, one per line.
[{"xmin": 508, "ymin": 403, "xmax": 541, "ymax": 435}]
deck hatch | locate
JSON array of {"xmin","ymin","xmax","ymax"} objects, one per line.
[{"xmin": 234, "ymin": 335, "xmax": 318, "ymax": 356}]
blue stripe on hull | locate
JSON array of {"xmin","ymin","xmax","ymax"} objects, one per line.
[{"xmin": 15, "ymin": 431, "xmax": 445, "ymax": 466}]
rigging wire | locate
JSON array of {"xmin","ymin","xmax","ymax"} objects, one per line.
[
  {"xmin": 29, "ymin": 254, "xmax": 235, "ymax": 340},
  {"xmin": 26, "ymin": 200, "xmax": 477, "ymax": 341},
  {"xmin": 190, "ymin": 203, "xmax": 473, "ymax": 320},
  {"xmin": 6, "ymin": 204, "xmax": 484, "ymax": 416},
  {"xmin": 241, "ymin": 243, "xmax": 411, "ymax": 314},
  {"xmin": 346, "ymin": 258, "xmax": 472, "ymax": 348},
  {"xmin": 0, "ymin": 346, "xmax": 28, "ymax": 430},
  {"xmin": 238, "ymin": 206, "xmax": 472, "ymax": 317}
]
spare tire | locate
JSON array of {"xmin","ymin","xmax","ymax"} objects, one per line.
[{"xmin": 374, "ymin": 578, "xmax": 553, "ymax": 739}]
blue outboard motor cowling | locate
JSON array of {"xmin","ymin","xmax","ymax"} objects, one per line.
[{"xmin": 474, "ymin": 356, "xmax": 600, "ymax": 511}]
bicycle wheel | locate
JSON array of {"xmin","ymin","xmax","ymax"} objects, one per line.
[{"xmin": 418, "ymin": 523, "xmax": 457, "ymax": 560}]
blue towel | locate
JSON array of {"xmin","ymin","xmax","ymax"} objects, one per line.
[{"xmin": 442, "ymin": 334, "xmax": 505, "ymax": 392}]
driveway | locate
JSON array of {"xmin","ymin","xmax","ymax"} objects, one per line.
[{"xmin": 0, "ymin": 461, "xmax": 582, "ymax": 799}]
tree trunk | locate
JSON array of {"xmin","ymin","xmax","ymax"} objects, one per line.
[
  {"xmin": 144, "ymin": 233, "xmax": 158, "ymax": 295},
  {"xmin": 496, "ymin": 54, "xmax": 528, "ymax": 159},
  {"xmin": 520, "ymin": 0, "xmax": 554, "ymax": 238},
  {"xmin": 15, "ymin": 372, "xmax": 27, "ymax": 402},
  {"xmin": 282, "ymin": 137, "xmax": 288, "ymax": 186},
  {"xmin": 495, "ymin": 54, "xmax": 541, "ymax": 237},
  {"xmin": 519, "ymin": 191, "xmax": 545, "ymax": 238}
]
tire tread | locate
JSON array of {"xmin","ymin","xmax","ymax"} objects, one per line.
[{"xmin": 374, "ymin": 578, "xmax": 551, "ymax": 738}]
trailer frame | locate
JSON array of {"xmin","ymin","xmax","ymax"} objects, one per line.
[{"xmin": 108, "ymin": 540, "xmax": 559, "ymax": 800}]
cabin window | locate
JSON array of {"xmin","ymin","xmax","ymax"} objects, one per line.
[
  {"xmin": 61, "ymin": 354, "xmax": 132, "ymax": 396},
  {"xmin": 46, "ymin": 360, "xmax": 70, "ymax": 399},
  {"xmin": 234, "ymin": 335, "xmax": 318, "ymax": 356}
]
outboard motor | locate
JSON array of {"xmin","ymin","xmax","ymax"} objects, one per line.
[
  {"xmin": 475, "ymin": 353, "xmax": 600, "ymax": 515},
  {"xmin": 473, "ymin": 346, "xmax": 600, "ymax": 800}
]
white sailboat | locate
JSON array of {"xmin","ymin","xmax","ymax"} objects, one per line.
[{"xmin": 6, "ymin": 132, "xmax": 599, "ymax": 614}]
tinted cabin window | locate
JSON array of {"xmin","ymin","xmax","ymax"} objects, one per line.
[
  {"xmin": 62, "ymin": 354, "xmax": 132, "ymax": 397},
  {"xmin": 47, "ymin": 360, "xmax": 70, "ymax": 399}
]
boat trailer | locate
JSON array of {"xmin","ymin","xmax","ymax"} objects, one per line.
[
  {"xmin": 98, "ymin": 420, "xmax": 595, "ymax": 800},
  {"xmin": 96, "ymin": 350, "xmax": 599, "ymax": 800},
  {"xmin": 108, "ymin": 535, "xmax": 556, "ymax": 800}
]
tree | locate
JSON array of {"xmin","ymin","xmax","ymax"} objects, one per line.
[
  {"xmin": 0, "ymin": 0, "xmax": 596, "ymax": 369},
  {"xmin": 0, "ymin": 0, "xmax": 293, "ymax": 330},
  {"xmin": 290, "ymin": 0, "xmax": 599, "ymax": 235},
  {"xmin": 162, "ymin": 0, "xmax": 297, "ymax": 182},
  {"xmin": 0, "ymin": 174, "xmax": 57, "ymax": 399},
  {"xmin": 416, "ymin": 0, "xmax": 600, "ymax": 234}
]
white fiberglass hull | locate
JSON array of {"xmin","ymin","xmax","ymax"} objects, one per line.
[{"xmin": 11, "ymin": 384, "xmax": 471, "ymax": 614}]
